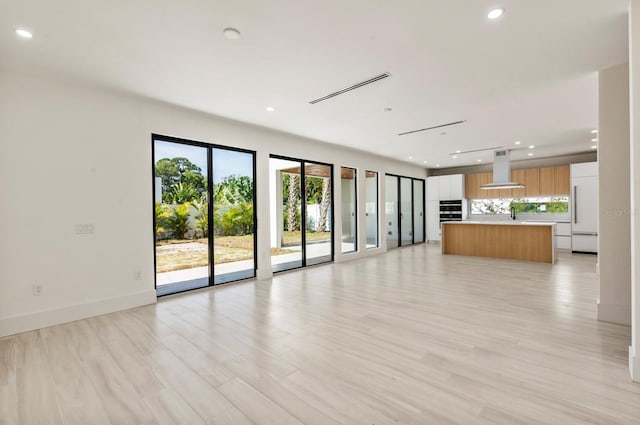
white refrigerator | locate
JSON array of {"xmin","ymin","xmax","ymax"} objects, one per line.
[{"xmin": 570, "ymin": 162, "xmax": 598, "ymax": 253}]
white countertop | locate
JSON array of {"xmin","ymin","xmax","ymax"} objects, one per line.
[{"xmin": 442, "ymin": 220, "xmax": 556, "ymax": 227}]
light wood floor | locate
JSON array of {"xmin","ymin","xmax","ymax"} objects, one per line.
[{"xmin": 2, "ymin": 244, "xmax": 639, "ymax": 425}]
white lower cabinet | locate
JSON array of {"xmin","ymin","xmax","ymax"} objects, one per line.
[
  {"xmin": 556, "ymin": 236, "xmax": 572, "ymax": 250},
  {"xmin": 572, "ymin": 234, "xmax": 598, "ymax": 253}
]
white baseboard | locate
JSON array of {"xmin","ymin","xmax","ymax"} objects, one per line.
[
  {"xmin": 597, "ymin": 301, "xmax": 632, "ymax": 325},
  {"xmin": 630, "ymin": 347, "xmax": 640, "ymax": 382},
  {"xmin": 0, "ymin": 289, "xmax": 157, "ymax": 338}
]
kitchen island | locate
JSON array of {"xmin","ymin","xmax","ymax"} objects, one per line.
[{"xmin": 441, "ymin": 221, "xmax": 556, "ymax": 263}]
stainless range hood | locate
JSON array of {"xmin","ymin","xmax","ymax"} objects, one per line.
[{"xmin": 480, "ymin": 149, "xmax": 525, "ymax": 190}]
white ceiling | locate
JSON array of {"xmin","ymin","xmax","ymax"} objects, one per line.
[{"xmin": 1, "ymin": 0, "xmax": 630, "ymax": 168}]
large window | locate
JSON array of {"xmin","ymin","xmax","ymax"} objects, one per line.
[
  {"xmin": 269, "ymin": 156, "xmax": 334, "ymax": 272},
  {"xmin": 470, "ymin": 197, "xmax": 569, "ymax": 215},
  {"xmin": 153, "ymin": 135, "xmax": 256, "ymax": 296}
]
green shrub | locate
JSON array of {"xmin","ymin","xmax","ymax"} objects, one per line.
[
  {"xmin": 168, "ymin": 203, "xmax": 191, "ymax": 239},
  {"xmin": 155, "ymin": 202, "xmax": 171, "ymax": 240}
]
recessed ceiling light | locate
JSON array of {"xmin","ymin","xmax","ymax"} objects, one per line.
[
  {"xmin": 423, "ymin": 160, "xmax": 428, "ymax": 164},
  {"xmin": 528, "ymin": 145, "xmax": 535, "ymax": 149},
  {"xmin": 455, "ymin": 150, "xmax": 461, "ymax": 153},
  {"xmin": 591, "ymin": 138, "xmax": 598, "ymax": 142},
  {"xmin": 452, "ymin": 155, "xmax": 457, "ymax": 159},
  {"xmin": 266, "ymin": 106, "xmax": 275, "ymax": 112},
  {"xmin": 223, "ymin": 28, "xmax": 241, "ymax": 40},
  {"xmin": 15, "ymin": 28, "xmax": 32, "ymax": 39},
  {"xmin": 514, "ymin": 141, "xmax": 521, "ymax": 145},
  {"xmin": 591, "ymin": 129, "xmax": 598, "ymax": 134},
  {"xmin": 591, "ymin": 145, "xmax": 597, "ymax": 149},
  {"xmin": 477, "ymin": 159, "xmax": 482, "ymax": 162},
  {"xmin": 528, "ymin": 153, "xmax": 533, "ymax": 156},
  {"xmin": 408, "ymin": 156, "xmax": 413, "ymax": 160},
  {"xmin": 488, "ymin": 8, "xmax": 505, "ymax": 20},
  {"xmin": 436, "ymin": 164, "xmax": 440, "ymax": 167}
]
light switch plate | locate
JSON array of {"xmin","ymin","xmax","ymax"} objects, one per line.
[{"xmin": 75, "ymin": 224, "xmax": 95, "ymax": 234}]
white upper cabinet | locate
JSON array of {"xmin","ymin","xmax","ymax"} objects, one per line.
[
  {"xmin": 449, "ymin": 174, "xmax": 465, "ymax": 200},
  {"xmin": 431, "ymin": 174, "xmax": 464, "ymax": 200},
  {"xmin": 439, "ymin": 175, "xmax": 451, "ymax": 200},
  {"xmin": 570, "ymin": 162, "xmax": 598, "ymax": 178},
  {"xmin": 427, "ymin": 176, "xmax": 439, "ymax": 201}
]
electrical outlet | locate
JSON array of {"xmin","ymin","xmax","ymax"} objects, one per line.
[
  {"xmin": 134, "ymin": 271, "xmax": 141, "ymax": 280},
  {"xmin": 32, "ymin": 284, "xmax": 42, "ymax": 296}
]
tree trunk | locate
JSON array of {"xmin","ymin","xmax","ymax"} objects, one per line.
[
  {"xmin": 317, "ymin": 178, "xmax": 330, "ymax": 232},
  {"xmin": 287, "ymin": 174, "xmax": 299, "ymax": 232}
]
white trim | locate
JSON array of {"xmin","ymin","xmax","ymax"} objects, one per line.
[
  {"xmin": 630, "ymin": 346, "xmax": 640, "ymax": 382},
  {"xmin": 0, "ymin": 289, "xmax": 157, "ymax": 337},
  {"xmin": 597, "ymin": 301, "xmax": 632, "ymax": 326}
]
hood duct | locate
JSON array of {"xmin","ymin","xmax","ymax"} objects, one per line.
[{"xmin": 480, "ymin": 149, "xmax": 525, "ymax": 190}]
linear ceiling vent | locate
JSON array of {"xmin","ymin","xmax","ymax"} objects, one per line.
[
  {"xmin": 309, "ymin": 72, "xmax": 390, "ymax": 104},
  {"xmin": 480, "ymin": 149, "xmax": 525, "ymax": 190},
  {"xmin": 398, "ymin": 120, "xmax": 466, "ymax": 136}
]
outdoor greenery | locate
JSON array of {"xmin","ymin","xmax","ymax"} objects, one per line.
[
  {"xmin": 471, "ymin": 197, "xmax": 570, "ymax": 215},
  {"xmin": 154, "ymin": 157, "xmax": 332, "ymax": 274},
  {"xmin": 281, "ymin": 173, "xmax": 330, "ymax": 232},
  {"xmin": 154, "ymin": 157, "xmax": 255, "ymax": 240}
]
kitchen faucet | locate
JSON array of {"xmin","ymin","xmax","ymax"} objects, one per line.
[{"xmin": 510, "ymin": 206, "xmax": 516, "ymax": 220}]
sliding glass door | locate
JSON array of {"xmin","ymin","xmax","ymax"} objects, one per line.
[
  {"xmin": 385, "ymin": 174, "xmax": 425, "ymax": 248},
  {"xmin": 270, "ymin": 156, "xmax": 333, "ymax": 272},
  {"xmin": 305, "ymin": 162, "xmax": 333, "ymax": 265},
  {"xmin": 212, "ymin": 148, "xmax": 255, "ymax": 284},
  {"xmin": 153, "ymin": 135, "xmax": 256, "ymax": 296},
  {"xmin": 341, "ymin": 166, "xmax": 357, "ymax": 254},
  {"xmin": 154, "ymin": 140, "xmax": 210, "ymax": 295}
]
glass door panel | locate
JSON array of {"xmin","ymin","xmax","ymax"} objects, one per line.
[
  {"xmin": 154, "ymin": 140, "xmax": 210, "ymax": 296},
  {"xmin": 341, "ymin": 167, "xmax": 357, "ymax": 254},
  {"xmin": 413, "ymin": 179, "xmax": 425, "ymax": 243},
  {"xmin": 305, "ymin": 162, "xmax": 333, "ymax": 266},
  {"xmin": 365, "ymin": 171, "xmax": 379, "ymax": 248},
  {"xmin": 385, "ymin": 175, "xmax": 399, "ymax": 249},
  {"xmin": 212, "ymin": 148, "xmax": 255, "ymax": 284},
  {"xmin": 269, "ymin": 157, "xmax": 303, "ymax": 272},
  {"xmin": 400, "ymin": 177, "xmax": 413, "ymax": 245}
]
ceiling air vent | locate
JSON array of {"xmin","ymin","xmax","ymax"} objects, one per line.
[
  {"xmin": 309, "ymin": 72, "xmax": 390, "ymax": 104},
  {"xmin": 398, "ymin": 120, "xmax": 466, "ymax": 136}
]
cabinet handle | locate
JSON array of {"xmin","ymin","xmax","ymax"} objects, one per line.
[{"xmin": 573, "ymin": 186, "xmax": 578, "ymax": 224}]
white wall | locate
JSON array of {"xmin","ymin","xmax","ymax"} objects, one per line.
[
  {"xmin": 598, "ymin": 63, "xmax": 631, "ymax": 326},
  {"xmin": 629, "ymin": 0, "xmax": 640, "ymax": 383},
  {"xmin": 0, "ymin": 71, "xmax": 426, "ymax": 337}
]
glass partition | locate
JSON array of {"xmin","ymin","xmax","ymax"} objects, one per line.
[
  {"xmin": 341, "ymin": 167, "xmax": 357, "ymax": 254},
  {"xmin": 385, "ymin": 175, "xmax": 399, "ymax": 249},
  {"xmin": 413, "ymin": 180, "xmax": 425, "ymax": 243},
  {"xmin": 400, "ymin": 177, "xmax": 413, "ymax": 245},
  {"xmin": 365, "ymin": 171, "xmax": 379, "ymax": 248}
]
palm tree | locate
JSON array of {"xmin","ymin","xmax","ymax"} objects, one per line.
[
  {"xmin": 317, "ymin": 178, "xmax": 330, "ymax": 232},
  {"xmin": 287, "ymin": 174, "xmax": 299, "ymax": 232}
]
